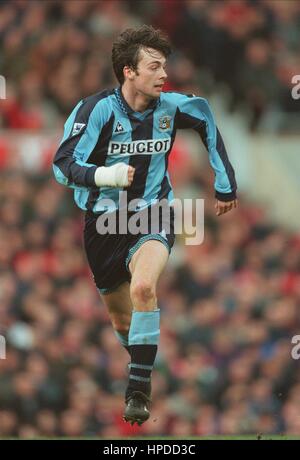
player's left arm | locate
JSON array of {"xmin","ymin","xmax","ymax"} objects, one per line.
[{"xmin": 176, "ymin": 94, "xmax": 238, "ymax": 216}]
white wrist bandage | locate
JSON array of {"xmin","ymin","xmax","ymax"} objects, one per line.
[{"xmin": 94, "ymin": 163, "xmax": 130, "ymax": 187}]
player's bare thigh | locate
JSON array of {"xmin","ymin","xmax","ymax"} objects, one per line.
[
  {"xmin": 101, "ymin": 240, "xmax": 169, "ymax": 328},
  {"xmin": 128, "ymin": 240, "xmax": 169, "ymax": 311}
]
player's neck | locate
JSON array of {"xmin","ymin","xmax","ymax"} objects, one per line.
[{"xmin": 121, "ymin": 83, "xmax": 153, "ymax": 113}]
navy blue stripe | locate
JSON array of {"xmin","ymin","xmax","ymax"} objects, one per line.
[
  {"xmin": 177, "ymin": 112, "xmax": 236, "ymax": 194},
  {"xmin": 126, "ymin": 114, "xmax": 154, "ymax": 203},
  {"xmin": 87, "ymin": 112, "xmax": 115, "ymax": 167},
  {"xmin": 216, "ymin": 127, "xmax": 237, "ymax": 193},
  {"xmin": 177, "ymin": 110, "xmax": 208, "ymax": 149},
  {"xmin": 215, "ymin": 190, "xmax": 236, "ymax": 201},
  {"xmin": 157, "ymin": 175, "xmax": 171, "ymax": 200}
]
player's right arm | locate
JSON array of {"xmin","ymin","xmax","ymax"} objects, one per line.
[{"xmin": 53, "ymin": 98, "xmax": 133, "ymax": 189}]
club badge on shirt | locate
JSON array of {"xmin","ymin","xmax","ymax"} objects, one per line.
[{"xmin": 159, "ymin": 115, "xmax": 172, "ymax": 131}]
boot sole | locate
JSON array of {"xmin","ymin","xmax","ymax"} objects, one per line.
[{"xmin": 123, "ymin": 413, "xmax": 150, "ymax": 426}]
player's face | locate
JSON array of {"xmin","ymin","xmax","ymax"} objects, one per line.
[{"xmin": 128, "ymin": 47, "xmax": 168, "ymax": 99}]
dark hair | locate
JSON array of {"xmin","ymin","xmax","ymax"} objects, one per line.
[{"xmin": 112, "ymin": 25, "xmax": 171, "ymax": 84}]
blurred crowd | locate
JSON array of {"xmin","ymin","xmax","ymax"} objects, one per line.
[
  {"xmin": 0, "ymin": 150, "xmax": 300, "ymax": 438},
  {"xmin": 0, "ymin": 0, "xmax": 300, "ymax": 439},
  {"xmin": 0, "ymin": 0, "xmax": 299, "ymax": 132}
]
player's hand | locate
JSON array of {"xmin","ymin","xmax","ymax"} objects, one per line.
[
  {"xmin": 94, "ymin": 163, "xmax": 135, "ymax": 187},
  {"xmin": 127, "ymin": 166, "xmax": 135, "ymax": 186},
  {"xmin": 215, "ymin": 198, "xmax": 238, "ymax": 216}
]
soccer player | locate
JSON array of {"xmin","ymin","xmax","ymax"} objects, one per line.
[{"xmin": 53, "ymin": 25, "xmax": 237, "ymax": 426}]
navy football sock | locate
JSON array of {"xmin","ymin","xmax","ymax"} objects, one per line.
[{"xmin": 126, "ymin": 309, "xmax": 160, "ymax": 399}]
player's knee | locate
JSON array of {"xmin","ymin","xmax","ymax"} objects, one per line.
[{"xmin": 130, "ymin": 280, "xmax": 156, "ymax": 305}]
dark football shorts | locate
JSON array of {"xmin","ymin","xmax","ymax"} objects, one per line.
[{"xmin": 83, "ymin": 203, "xmax": 175, "ymax": 295}]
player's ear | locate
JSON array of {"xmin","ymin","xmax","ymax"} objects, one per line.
[{"xmin": 123, "ymin": 66, "xmax": 135, "ymax": 81}]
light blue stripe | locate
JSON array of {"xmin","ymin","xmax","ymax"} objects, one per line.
[
  {"xmin": 93, "ymin": 187, "xmax": 123, "ymax": 213},
  {"xmin": 167, "ymin": 185, "xmax": 174, "ymax": 202},
  {"xmin": 143, "ymin": 108, "xmax": 175, "ymax": 203},
  {"xmin": 144, "ymin": 154, "xmax": 166, "ymax": 201},
  {"xmin": 74, "ymin": 189, "xmax": 90, "ymax": 210},
  {"xmin": 164, "ymin": 171, "xmax": 174, "ymax": 201},
  {"xmin": 130, "ymin": 363, "xmax": 153, "ymax": 370},
  {"xmin": 129, "ymin": 375, "xmax": 151, "ymax": 383},
  {"xmin": 53, "ymin": 164, "xmax": 69, "ymax": 186},
  {"xmin": 129, "ymin": 310, "xmax": 160, "ymax": 346}
]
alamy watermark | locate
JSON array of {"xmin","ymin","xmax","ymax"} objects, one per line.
[
  {"xmin": 291, "ymin": 335, "xmax": 300, "ymax": 360},
  {"xmin": 291, "ymin": 75, "xmax": 300, "ymax": 100},
  {"xmin": 0, "ymin": 75, "xmax": 6, "ymax": 99},
  {"xmin": 95, "ymin": 194, "xmax": 204, "ymax": 245},
  {"xmin": 0, "ymin": 335, "xmax": 6, "ymax": 359}
]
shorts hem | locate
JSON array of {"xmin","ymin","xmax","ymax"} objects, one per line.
[
  {"xmin": 97, "ymin": 278, "xmax": 128, "ymax": 295},
  {"xmin": 125, "ymin": 234, "xmax": 170, "ymax": 272}
]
